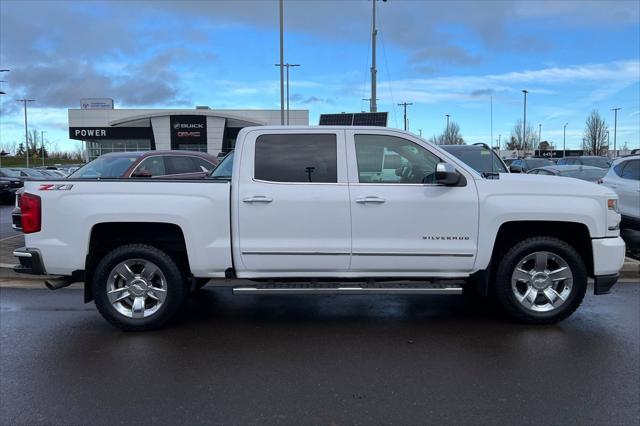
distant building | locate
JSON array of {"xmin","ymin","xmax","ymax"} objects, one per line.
[{"xmin": 68, "ymin": 105, "xmax": 309, "ymax": 161}]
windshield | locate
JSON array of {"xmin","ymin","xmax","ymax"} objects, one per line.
[
  {"xmin": 0, "ymin": 168, "xmax": 20, "ymax": 178},
  {"xmin": 580, "ymin": 157, "xmax": 611, "ymax": 168},
  {"xmin": 209, "ymin": 151, "xmax": 234, "ymax": 179},
  {"xmin": 559, "ymin": 168, "xmax": 607, "ymax": 181},
  {"xmin": 443, "ymin": 147, "xmax": 507, "ymax": 174},
  {"xmin": 68, "ymin": 155, "xmax": 139, "ymax": 179},
  {"xmin": 10, "ymin": 168, "xmax": 47, "ymax": 177},
  {"xmin": 526, "ymin": 159, "xmax": 554, "ymax": 169}
]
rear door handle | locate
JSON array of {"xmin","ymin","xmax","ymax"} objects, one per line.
[
  {"xmin": 355, "ymin": 196, "xmax": 386, "ymax": 204},
  {"xmin": 243, "ymin": 196, "xmax": 273, "ymax": 203}
]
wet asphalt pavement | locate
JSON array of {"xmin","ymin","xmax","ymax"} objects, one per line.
[
  {"xmin": 0, "ymin": 205, "xmax": 20, "ymax": 240},
  {"xmin": 1, "ymin": 283, "xmax": 639, "ymax": 425}
]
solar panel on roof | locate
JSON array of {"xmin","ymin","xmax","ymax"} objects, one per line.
[
  {"xmin": 353, "ymin": 112, "xmax": 388, "ymax": 126},
  {"xmin": 318, "ymin": 114, "xmax": 353, "ymax": 126},
  {"xmin": 319, "ymin": 112, "xmax": 388, "ymax": 127}
]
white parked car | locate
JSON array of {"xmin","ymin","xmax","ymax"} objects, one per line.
[
  {"xmin": 601, "ymin": 155, "xmax": 640, "ymax": 230},
  {"xmin": 13, "ymin": 126, "xmax": 625, "ymax": 330}
]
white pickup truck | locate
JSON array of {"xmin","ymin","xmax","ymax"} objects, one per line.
[{"xmin": 14, "ymin": 126, "xmax": 626, "ymax": 330}]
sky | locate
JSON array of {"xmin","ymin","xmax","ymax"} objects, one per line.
[{"xmin": 0, "ymin": 0, "xmax": 639, "ymax": 153}]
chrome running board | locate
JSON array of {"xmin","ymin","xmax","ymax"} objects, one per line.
[{"xmin": 232, "ymin": 284, "xmax": 463, "ymax": 296}]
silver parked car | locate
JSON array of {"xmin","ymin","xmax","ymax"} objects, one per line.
[
  {"xmin": 600, "ymin": 155, "xmax": 640, "ymax": 230},
  {"xmin": 527, "ymin": 165, "xmax": 607, "ymax": 183}
]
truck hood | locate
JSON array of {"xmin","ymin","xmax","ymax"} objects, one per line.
[{"xmin": 484, "ymin": 173, "xmax": 617, "ymax": 198}]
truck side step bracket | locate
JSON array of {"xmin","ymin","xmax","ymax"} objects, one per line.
[{"xmin": 232, "ymin": 283, "xmax": 463, "ymax": 296}]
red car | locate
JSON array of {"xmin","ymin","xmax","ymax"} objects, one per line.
[{"xmin": 68, "ymin": 151, "xmax": 218, "ymax": 180}]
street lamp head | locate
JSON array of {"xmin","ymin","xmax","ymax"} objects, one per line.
[{"xmin": 522, "ymin": 89, "xmax": 528, "ymax": 94}]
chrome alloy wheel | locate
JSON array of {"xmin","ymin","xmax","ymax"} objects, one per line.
[
  {"xmin": 106, "ymin": 259, "xmax": 167, "ymax": 319},
  {"xmin": 511, "ymin": 251, "xmax": 573, "ymax": 313}
]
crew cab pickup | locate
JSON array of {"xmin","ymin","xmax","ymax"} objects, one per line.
[{"xmin": 14, "ymin": 126, "xmax": 626, "ymax": 330}]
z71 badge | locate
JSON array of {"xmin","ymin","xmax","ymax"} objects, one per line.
[{"xmin": 38, "ymin": 184, "xmax": 74, "ymax": 191}]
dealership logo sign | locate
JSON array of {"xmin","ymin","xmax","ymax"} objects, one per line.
[
  {"xmin": 74, "ymin": 129, "xmax": 107, "ymax": 137},
  {"xmin": 173, "ymin": 121, "xmax": 204, "ymax": 138},
  {"xmin": 173, "ymin": 122, "xmax": 204, "ymax": 130}
]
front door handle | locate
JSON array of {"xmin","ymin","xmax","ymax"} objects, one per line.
[
  {"xmin": 355, "ymin": 196, "xmax": 386, "ymax": 204},
  {"xmin": 243, "ymin": 196, "xmax": 273, "ymax": 203}
]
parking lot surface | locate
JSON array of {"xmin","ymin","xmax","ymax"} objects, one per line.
[
  {"xmin": 1, "ymin": 283, "xmax": 638, "ymax": 425},
  {"xmin": 0, "ymin": 205, "xmax": 19, "ymax": 240}
]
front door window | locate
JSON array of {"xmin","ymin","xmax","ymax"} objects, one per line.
[{"xmin": 354, "ymin": 134, "xmax": 440, "ymax": 184}]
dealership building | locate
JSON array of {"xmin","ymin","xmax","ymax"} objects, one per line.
[{"xmin": 68, "ymin": 104, "xmax": 309, "ymax": 161}]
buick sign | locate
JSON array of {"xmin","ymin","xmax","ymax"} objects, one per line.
[{"xmin": 170, "ymin": 115, "xmax": 207, "ymax": 148}]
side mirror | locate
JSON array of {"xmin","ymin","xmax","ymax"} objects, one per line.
[
  {"xmin": 509, "ymin": 165, "xmax": 523, "ymax": 173},
  {"xmin": 131, "ymin": 170, "xmax": 153, "ymax": 178},
  {"xmin": 435, "ymin": 162, "xmax": 462, "ymax": 186}
]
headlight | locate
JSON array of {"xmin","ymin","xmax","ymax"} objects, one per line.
[{"xmin": 607, "ymin": 199, "xmax": 618, "ymax": 212}]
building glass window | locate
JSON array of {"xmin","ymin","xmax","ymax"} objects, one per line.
[
  {"xmin": 85, "ymin": 139, "xmax": 151, "ymax": 161},
  {"xmin": 174, "ymin": 144, "xmax": 207, "ymax": 152}
]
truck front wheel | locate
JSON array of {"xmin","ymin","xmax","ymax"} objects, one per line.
[
  {"xmin": 93, "ymin": 244, "xmax": 187, "ymax": 331},
  {"xmin": 494, "ymin": 237, "xmax": 587, "ymax": 324}
]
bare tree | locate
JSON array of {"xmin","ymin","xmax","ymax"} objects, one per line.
[
  {"xmin": 0, "ymin": 140, "xmax": 17, "ymax": 155},
  {"xmin": 440, "ymin": 121, "xmax": 465, "ymax": 145},
  {"xmin": 583, "ymin": 110, "xmax": 608, "ymax": 155},
  {"xmin": 510, "ymin": 119, "xmax": 538, "ymax": 152},
  {"xmin": 505, "ymin": 136, "xmax": 519, "ymax": 150}
]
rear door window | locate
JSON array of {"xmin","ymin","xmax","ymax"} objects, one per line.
[
  {"xmin": 166, "ymin": 156, "xmax": 198, "ymax": 175},
  {"xmin": 620, "ymin": 159, "xmax": 639, "ymax": 180},
  {"xmin": 254, "ymin": 134, "xmax": 337, "ymax": 183},
  {"xmin": 135, "ymin": 157, "xmax": 166, "ymax": 176},
  {"xmin": 193, "ymin": 157, "xmax": 215, "ymax": 172}
]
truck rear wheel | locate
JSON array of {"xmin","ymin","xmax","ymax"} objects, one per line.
[
  {"xmin": 494, "ymin": 237, "xmax": 587, "ymax": 324},
  {"xmin": 93, "ymin": 244, "xmax": 187, "ymax": 331}
]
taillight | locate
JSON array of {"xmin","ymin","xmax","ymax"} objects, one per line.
[{"xmin": 20, "ymin": 193, "xmax": 41, "ymax": 233}]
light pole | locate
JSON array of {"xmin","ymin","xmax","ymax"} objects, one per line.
[
  {"xmin": 41, "ymin": 130, "xmax": 47, "ymax": 166},
  {"xmin": 286, "ymin": 63, "xmax": 300, "ymax": 125},
  {"xmin": 445, "ymin": 114, "xmax": 450, "ymax": 144},
  {"xmin": 490, "ymin": 95, "xmax": 493, "ymax": 150},
  {"xmin": 498, "ymin": 134, "xmax": 502, "ymax": 150},
  {"xmin": 276, "ymin": 63, "xmax": 300, "ymax": 125},
  {"xmin": 370, "ymin": 0, "xmax": 386, "ymax": 112},
  {"xmin": 563, "ymin": 122, "xmax": 568, "ymax": 158},
  {"xmin": 16, "ymin": 99, "xmax": 35, "ymax": 168},
  {"xmin": 398, "ymin": 102, "xmax": 413, "ymax": 131},
  {"xmin": 278, "ymin": 0, "xmax": 285, "ymax": 125},
  {"xmin": 538, "ymin": 123, "xmax": 542, "ymax": 143},
  {"xmin": 612, "ymin": 107, "xmax": 621, "ymax": 158},
  {"xmin": 522, "ymin": 90, "xmax": 528, "ymax": 154},
  {"xmin": 418, "ymin": 129, "xmax": 422, "ymax": 137}
]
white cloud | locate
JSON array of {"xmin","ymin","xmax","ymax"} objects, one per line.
[{"xmin": 380, "ymin": 60, "xmax": 639, "ymax": 105}]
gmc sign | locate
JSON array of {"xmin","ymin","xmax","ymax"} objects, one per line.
[{"xmin": 170, "ymin": 115, "xmax": 207, "ymax": 148}]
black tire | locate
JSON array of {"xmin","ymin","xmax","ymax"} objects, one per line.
[
  {"xmin": 93, "ymin": 244, "xmax": 188, "ymax": 331},
  {"xmin": 494, "ymin": 236, "xmax": 587, "ymax": 324}
]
